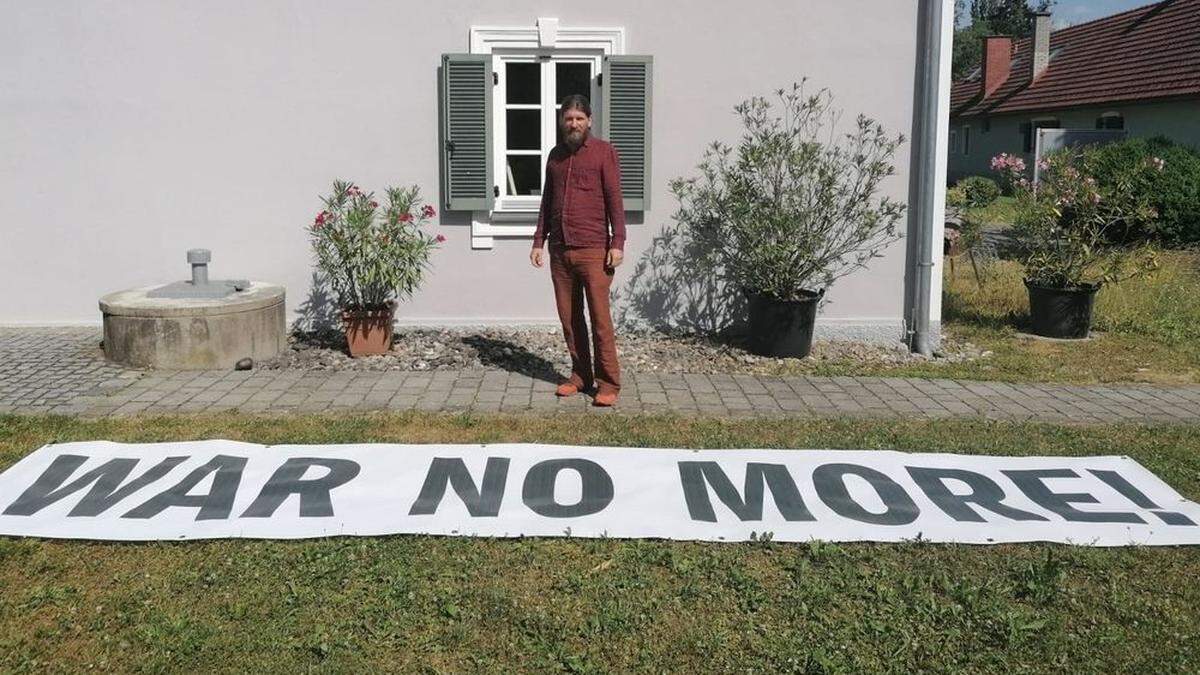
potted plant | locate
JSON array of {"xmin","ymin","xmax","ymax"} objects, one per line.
[
  {"xmin": 1008, "ymin": 151, "xmax": 1161, "ymax": 339},
  {"xmin": 308, "ymin": 180, "xmax": 444, "ymax": 356},
  {"xmin": 669, "ymin": 81, "xmax": 907, "ymax": 358}
]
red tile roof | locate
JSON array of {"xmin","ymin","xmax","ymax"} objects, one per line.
[{"xmin": 951, "ymin": 0, "xmax": 1200, "ymax": 118}]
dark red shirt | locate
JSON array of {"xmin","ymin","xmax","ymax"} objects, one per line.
[{"xmin": 532, "ymin": 135, "xmax": 627, "ymax": 251}]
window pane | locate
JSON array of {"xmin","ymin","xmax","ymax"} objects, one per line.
[
  {"xmin": 506, "ymin": 155, "xmax": 542, "ymax": 196},
  {"xmin": 556, "ymin": 62, "xmax": 591, "ymax": 103},
  {"xmin": 506, "ymin": 62, "xmax": 539, "ymax": 105},
  {"xmin": 506, "ymin": 109, "xmax": 540, "ymax": 150}
]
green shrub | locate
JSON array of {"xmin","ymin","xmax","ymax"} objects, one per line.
[
  {"xmin": 946, "ymin": 185, "xmax": 967, "ymax": 209},
  {"xmin": 956, "ymin": 176, "xmax": 1001, "ymax": 208},
  {"xmin": 1080, "ymin": 137, "xmax": 1200, "ymax": 247}
]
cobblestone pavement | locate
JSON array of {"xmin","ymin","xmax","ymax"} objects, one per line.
[{"xmin": 2, "ymin": 327, "xmax": 1199, "ymax": 424}]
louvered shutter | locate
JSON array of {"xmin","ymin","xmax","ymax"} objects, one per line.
[
  {"xmin": 600, "ymin": 55, "xmax": 653, "ymax": 211},
  {"xmin": 439, "ymin": 54, "xmax": 493, "ymax": 211}
]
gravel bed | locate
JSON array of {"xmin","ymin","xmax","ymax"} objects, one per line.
[{"xmin": 257, "ymin": 328, "xmax": 988, "ymax": 376}]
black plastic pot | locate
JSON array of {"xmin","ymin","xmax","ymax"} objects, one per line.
[
  {"xmin": 744, "ymin": 289, "xmax": 825, "ymax": 358},
  {"xmin": 1025, "ymin": 280, "xmax": 1100, "ymax": 339}
]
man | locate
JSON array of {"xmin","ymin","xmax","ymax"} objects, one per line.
[{"xmin": 530, "ymin": 94, "xmax": 626, "ymax": 407}]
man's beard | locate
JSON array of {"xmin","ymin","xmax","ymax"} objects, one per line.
[{"xmin": 564, "ymin": 128, "xmax": 586, "ymax": 147}]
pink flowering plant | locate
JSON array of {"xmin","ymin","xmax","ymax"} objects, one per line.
[
  {"xmin": 1012, "ymin": 151, "xmax": 1162, "ymax": 289},
  {"xmin": 308, "ymin": 179, "xmax": 444, "ymax": 310},
  {"xmin": 990, "ymin": 152, "xmax": 1028, "ymax": 193}
]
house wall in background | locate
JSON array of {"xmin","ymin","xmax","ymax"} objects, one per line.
[{"xmin": 948, "ymin": 98, "xmax": 1200, "ymax": 182}]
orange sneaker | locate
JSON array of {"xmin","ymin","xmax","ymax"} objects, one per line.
[
  {"xmin": 593, "ymin": 391, "xmax": 619, "ymax": 407},
  {"xmin": 556, "ymin": 382, "xmax": 583, "ymax": 397}
]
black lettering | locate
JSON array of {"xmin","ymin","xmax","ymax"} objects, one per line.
[
  {"xmin": 522, "ymin": 458, "xmax": 613, "ymax": 518},
  {"xmin": 3, "ymin": 454, "xmax": 188, "ymax": 517},
  {"xmin": 408, "ymin": 457, "xmax": 509, "ymax": 517},
  {"xmin": 1088, "ymin": 469, "xmax": 1196, "ymax": 526},
  {"xmin": 813, "ymin": 463, "xmax": 919, "ymax": 526},
  {"xmin": 122, "ymin": 455, "xmax": 247, "ymax": 521},
  {"xmin": 907, "ymin": 466, "xmax": 1047, "ymax": 522},
  {"xmin": 1002, "ymin": 468, "xmax": 1144, "ymax": 523},
  {"xmin": 677, "ymin": 461, "xmax": 815, "ymax": 522},
  {"xmin": 240, "ymin": 458, "xmax": 360, "ymax": 518}
]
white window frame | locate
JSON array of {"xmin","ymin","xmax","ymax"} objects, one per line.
[
  {"xmin": 468, "ymin": 19, "xmax": 625, "ymax": 249},
  {"xmin": 495, "ymin": 53, "xmax": 602, "ymax": 213}
]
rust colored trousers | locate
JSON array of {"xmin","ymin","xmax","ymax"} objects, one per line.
[{"xmin": 549, "ymin": 244, "xmax": 621, "ymax": 395}]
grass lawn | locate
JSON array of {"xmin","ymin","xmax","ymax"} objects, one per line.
[
  {"xmin": 787, "ymin": 250, "xmax": 1200, "ymax": 384},
  {"xmin": 968, "ymin": 195, "xmax": 1019, "ymax": 227},
  {"xmin": 2, "ymin": 412, "xmax": 1199, "ymax": 673}
]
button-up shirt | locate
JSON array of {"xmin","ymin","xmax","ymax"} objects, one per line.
[{"xmin": 532, "ymin": 135, "xmax": 627, "ymax": 251}]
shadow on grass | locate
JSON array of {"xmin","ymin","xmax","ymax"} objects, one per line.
[
  {"xmin": 460, "ymin": 335, "xmax": 561, "ymax": 385},
  {"xmin": 942, "ymin": 285, "xmax": 1030, "ymax": 332}
]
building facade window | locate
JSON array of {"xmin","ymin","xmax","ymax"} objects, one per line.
[
  {"xmin": 962, "ymin": 125, "xmax": 971, "ymax": 156},
  {"xmin": 1096, "ymin": 112, "xmax": 1124, "ymax": 130},
  {"xmin": 1022, "ymin": 117, "xmax": 1060, "ymax": 153},
  {"xmin": 450, "ymin": 20, "xmax": 630, "ymax": 250},
  {"xmin": 495, "ymin": 54, "xmax": 601, "ymax": 212}
]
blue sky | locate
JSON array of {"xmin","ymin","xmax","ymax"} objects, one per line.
[
  {"xmin": 959, "ymin": 0, "xmax": 1162, "ymax": 28},
  {"xmin": 1052, "ymin": 0, "xmax": 1160, "ymax": 26}
]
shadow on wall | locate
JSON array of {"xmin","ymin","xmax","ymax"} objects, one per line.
[
  {"xmin": 612, "ymin": 219, "xmax": 748, "ymax": 337},
  {"xmin": 292, "ymin": 272, "xmax": 340, "ymax": 334}
]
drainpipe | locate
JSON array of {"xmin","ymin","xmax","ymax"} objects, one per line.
[{"xmin": 909, "ymin": 0, "xmax": 950, "ymax": 356}]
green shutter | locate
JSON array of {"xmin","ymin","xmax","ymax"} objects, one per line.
[
  {"xmin": 439, "ymin": 54, "xmax": 493, "ymax": 211},
  {"xmin": 601, "ymin": 55, "xmax": 653, "ymax": 211}
]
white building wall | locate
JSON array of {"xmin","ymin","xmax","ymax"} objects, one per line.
[
  {"xmin": 2, "ymin": 0, "xmax": 930, "ymax": 342},
  {"xmin": 948, "ymin": 99, "xmax": 1200, "ymax": 182}
]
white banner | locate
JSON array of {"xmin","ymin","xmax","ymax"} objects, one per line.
[{"xmin": 1, "ymin": 441, "xmax": 1199, "ymax": 546}]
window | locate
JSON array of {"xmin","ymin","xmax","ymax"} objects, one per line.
[
  {"xmin": 962, "ymin": 125, "xmax": 971, "ymax": 156},
  {"xmin": 1022, "ymin": 117, "xmax": 1060, "ymax": 153},
  {"xmin": 439, "ymin": 21, "xmax": 652, "ymax": 249},
  {"xmin": 948, "ymin": 129, "xmax": 958, "ymax": 156},
  {"xmin": 496, "ymin": 56, "xmax": 600, "ymax": 212},
  {"xmin": 1096, "ymin": 112, "xmax": 1124, "ymax": 130}
]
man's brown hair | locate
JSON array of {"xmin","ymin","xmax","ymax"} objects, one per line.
[{"xmin": 559, "ymin": 94, "xmax": 592, "ymax": 117}]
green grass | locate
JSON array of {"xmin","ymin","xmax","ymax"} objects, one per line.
[
  {"xmin": 967, "ymin": 195, "xmax": 1019, "ymax": 227},
  {"xmin": 769, "ymin": 251, "xmax": 1200, "ymax": 384},
  {"xmin": 2, "ymin": 412, "xmax": 1199, "ymax": 673}
]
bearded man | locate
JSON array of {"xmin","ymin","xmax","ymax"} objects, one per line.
[{"xmin": 529, "ymin": 94, "xmax": 626, "ymax": 407}]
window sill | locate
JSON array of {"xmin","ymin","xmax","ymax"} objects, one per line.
[{"xmin": 471, "ymin": 210, "xmax": 538, "ymax": 249}]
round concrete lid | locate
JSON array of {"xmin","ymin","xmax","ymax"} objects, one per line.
[{"xmin": 99, "ymin": 282, "xmax": 285, "ymax": 318}]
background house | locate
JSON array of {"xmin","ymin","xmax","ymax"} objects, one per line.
[
  {"xmin": 1, "ymin": 1, "xmax": 951, "ymax": 346},
  {"xmin": 948, "ymin": 0, "xmax": 1200, "ymax": 182}
]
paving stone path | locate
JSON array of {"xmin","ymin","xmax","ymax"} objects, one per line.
[{"xmin": 2, "ymin": 327, "xmax": 1199, "ymax": 424}]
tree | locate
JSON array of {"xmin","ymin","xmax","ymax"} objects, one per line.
[
  {"xmin": 971, "ymin": 0, "xmax": 1054, "ymax": 36},
  {"xmin": 952, "ymin": 0, "xmax": 1055, "ymax": 82}
]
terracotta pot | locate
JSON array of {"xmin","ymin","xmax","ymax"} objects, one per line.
[{"xmin": 341, "ymin": 302, "xmax": 396, "ymax": 357}]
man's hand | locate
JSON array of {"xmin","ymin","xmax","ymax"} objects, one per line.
[
  {"xmin": 606, "ymin": 248, "xmax": 624, "ymax": 269},
  {"xmin": 530, "ymin": 247, "xmax": 545, "ymax": 268}
]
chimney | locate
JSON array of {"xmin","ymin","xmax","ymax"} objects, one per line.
[
  {"xmin": 1032, "ymin": 11, "xmax": 1052, "ymax": 79},
  {"xmin": 981, "ymin": 36, "xmax": 1013, "ymax": 97}
]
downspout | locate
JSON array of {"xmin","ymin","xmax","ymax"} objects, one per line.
[{"xmin": 909, "ymin": 0, "xmax": 951, "ymax": 355}]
